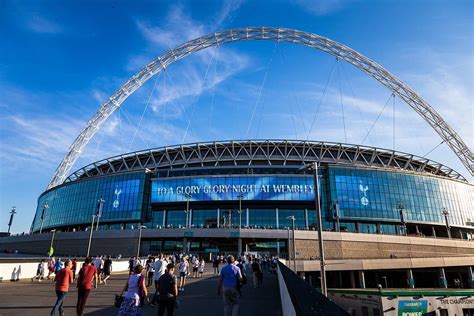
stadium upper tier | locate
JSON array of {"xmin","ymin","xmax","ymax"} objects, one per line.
[{"xmin": 65, "ymin": 140, "xmax": 466, "ymax": 183}]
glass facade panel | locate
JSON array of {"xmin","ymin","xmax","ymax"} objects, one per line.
[
  {"xmin": 32, "ymin": 173, "xmax": 145, "ymax": 232},
  {"xmin": 329, "ymin": 167, "xmax": 473, "ymax": 227},
  {"xmin": 248, "ymin": 209, "xmax": 277, "ymax": 229},
  {"xmin": 278, "ymin": 209, "xmax": 306, "ymax": 229},
  {"xmin": 192, "ymin": 210, "xmax": 218, "ymax": 228},
  {"xmin": 166, "ymin": 210, "xmax": 187, "ymax": 228}
]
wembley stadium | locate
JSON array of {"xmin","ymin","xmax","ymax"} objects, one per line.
[{"xmin": 2, "ymin": 27, "xmax": 474, "ymax": 292}]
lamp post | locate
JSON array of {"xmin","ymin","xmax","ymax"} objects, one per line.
[
  {"xmin": 95, "ymin": 198, "xmax": 105, "ymax": 231},
  {"xmin": 39, "ymin": 203, "xmax": 49, "ymax": 234},
  {"xmin": 7, "ymin": 206, "xmax": 17, "ymax": 234},
  {"xmin": 137, "ymin": 225, "xmax": 146, "ymax": 258},
  {"xmin": 229, "ymin": 209, "xmax": 233, "ymax": 228},
  {"xmin": 299, "ymin": 162, "xmax": 327, "ymax": 296},
  {"xmin": 49, "ymin": 229, "xmax": 57, "ymax": 257},
  {"xmin": 398, "ymin": 203, "xmax": 407, "ymax": 236},
  {"xmin": 442, "ymin": 208, "xmax": 451, "ymax": 239},
  {"xmin": 237, "ymin": 194, "xmax": 244, "ymax": 229},
  {"xmin": 287, "ymin": 215, "xmax": 297, "ymax": 272},
  {"xmin": 86, "ymin": 215, "xmax": 96, "ymax": 258},
  {"xmin": 184, "ymin": 193, "xmax": 192, "ymax": 228}
]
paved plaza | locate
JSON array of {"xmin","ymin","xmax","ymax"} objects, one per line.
[{"xmin": 0, "ymin": 270, "xmax": 282, "ymax": 316}]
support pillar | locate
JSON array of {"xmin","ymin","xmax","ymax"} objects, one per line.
[
  {"xmin": 407, "ymin": 269, "xmax": 415, "ymax": 289},
  {"xmin": 163, "ymin": 209, "xmax": 167, "ymax": 227},
  {"xmin": 438, "ymin": 268, "xmax": 448, "ymax": 288},
  {"xmin": 275, "ymin": 208, "xmax": 279, "ymax": 229},
  {"xmin": 246, "ymin": 208, "xmax": 249, "ymax": 228},
  {"xmin": 276, "ymin": 240, "xmax": 280, "ymax": 255},
  {"xmin": 183, "ymin": 237, "xmax": 188, "ymax": 253},
  {"xmin": 237, "ymin": 238, "xmax": 242, "ymax": 256},
  {"xmin": 304, "ymin": 208, "xmax": 309, "ymax": 229},
  {"xmin": 217, "ymin": 208, "xmax": 220, "ymax": 228},
  {"xmin": 350, "ymin": 271, "xmax": 356, "ymax": 288},
  {"xmin": 339, "ymin": 271, "xmax": 344, "ymax": 287},
  {"xmin": 459, "ymin": 230, "xmax": 464, "ymax": 240},
  {"xmin": 189, "ymin": 209, "xmax": 193, "ymax": 228},
  {"xmin": 432, "ymin": 226, "xmax": 437, "ymax": 238},
  {"xmin": 468, "ymin": 266, "xmax": 474, "ymax": 288},
  {"xmin": 359, "ymin": 271, "xmax": 366, "ymax": 289}
]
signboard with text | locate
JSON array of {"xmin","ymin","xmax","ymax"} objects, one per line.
[{"xmin": 151, "ymin": 176, "xmax": 316, "ymax": 203}]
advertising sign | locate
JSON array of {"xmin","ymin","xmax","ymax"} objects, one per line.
[
  {"xmin": 151, "ymin": 176, "xmax": 316, "ymax": 203},
  {"xmin": 398, "ymin": 300, "xmax": 428, "ymax": 316}
]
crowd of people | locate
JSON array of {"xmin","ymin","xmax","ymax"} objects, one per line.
[{"xmin": 32, "ymin": 252, "xmax": 278, "ymax": 316}]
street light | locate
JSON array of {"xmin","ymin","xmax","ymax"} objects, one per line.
[
  {"xmin": 442, "ymin": 208, "xmax": 451, "ymax": 239},
  {"xmin": 39, "ymin": 203, "xmax": 49, "ymax": 234},
  {"xmin": 95, "ymin": 198, "xmax": 105, "ymax": 231},
  {"xmin": 287, "ymin": 215, "xmax": 297, "ymax": 272},
  {"xmin": 299, "ymin": 162, "xmax": 327, "ymax": 296},
  {"xmin": 237, "ymin": 194, "xmax": 244, "ymax": 229},
  {"xmin": 398, "ymin": 203, "xmax": 407, "ymax": 236},
  {"xmin": 183, "ymin": 193, "xmax": 192, "ymax": 228},
  {"xmin": 49, "ymin": 229, "xmax": 57, "ymax": 257},
  {"xmin": 7, "ymin": 206, "xmax": 17, "ymax": 234},
  {"xmin": 137, "ymin": 225, "xmax": 147, "ymax": 258}
]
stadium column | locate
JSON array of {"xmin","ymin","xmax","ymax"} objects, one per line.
[
  {"xmin": 438, "ymin": 268, "xmax": 448, "ymax": 288},
  {"xmin": 275, "ymin": 208, "xmax": 279, "ymax": 228},
  {"xmin": 217, "ymin": 208, "xmax": 220, "ymax": 228},
  {"xmin": 407, "ymin": 269, "xmax": 415, "ymax": 289},
  {"xmin": 246, "ymin": 208, "xmax": 249, "ymax": 228},
  {"xmin": 358, "ymin": 271, "xmax": 366, "ymax": 289},
  {"xmin": 431, "ymin": 227, "xmax": 437, "ymax": 238},
  {"xmin": 468, "ymin": 266, "xmax": 474, "ymax": 288},
  {"xmin": 163, "ymin": 209, "xmax": 167, "ymax": 228},
  {"xmin": 238, "ymin": 238, "xmax": 242, "ymax": 255},
  {"xmin": 304, "ymin": 208, "xmax": 309, "ymax": 229},
  {"xmin": 350, "ymin": 271, "xmax": 356, "ymax": 288}
]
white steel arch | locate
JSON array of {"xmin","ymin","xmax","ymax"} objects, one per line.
[{"xmin": 47, "ymin": 27, "xmax": 474, "ymax": 189}]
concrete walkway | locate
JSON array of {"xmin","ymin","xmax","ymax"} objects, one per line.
[{"xmin": 0, "ymin": 269, "xmax": 282, "ymax": 315}]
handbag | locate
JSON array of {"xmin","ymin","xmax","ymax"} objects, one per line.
[{"xmin": 114, "ymin": 294, "xmax": 124, "ymax": 308}]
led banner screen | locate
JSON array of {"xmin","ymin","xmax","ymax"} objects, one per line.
[{"xmin": 151, "ymin": 176, "xmax": 315, "ymax": 203}]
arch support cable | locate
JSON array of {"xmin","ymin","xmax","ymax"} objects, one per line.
[{"xmin": 48, "ymin": 27, "xmax": 473, "ymax": 189}]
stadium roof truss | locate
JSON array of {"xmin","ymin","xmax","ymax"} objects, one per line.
[
  {"xmin": 48, "ymin": 27, "xmax": 473, "ymax": 189},
  {"xmin": 64, "ymin": 140, "xmax": 467, "ymax": 183}
]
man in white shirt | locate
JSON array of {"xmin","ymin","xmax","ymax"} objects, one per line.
[{"xmin": 150, "ymin": 254, "xmax": 168, "ymax": 306}]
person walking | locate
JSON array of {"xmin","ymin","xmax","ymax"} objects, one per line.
[
  {"xmin": 178, "ymin": 257, "xmax": 188, "ymax": 292},
  {"xmin": 76, "ymin": 257, "xmax": 98, "ymax": 316},
  {"xmin": 217, "ymin": 255, "xmax": 242, "ymax": 316},
  {"xmin": 156, "ymin": 263, "xmax": 178, "ymax": 316},
  {"xmin": 102, "ymin": 255, "xmax": 113, "ymax": 285},
  {"xmin": 236, "ymin": 258, "xmax": 247, "ymax": 297},
  {"xmin": 72, "ymin": 258, "xmax": 78, "ymax": 280},
  {"xmin": 118, "ymin": 264, "xmax": 147, "ymax": 316},
  {"xmin": 54, "ymin": 258, "xmax": 63, "ymax": 275},
  {"xmin": 151, "ymin": 254, "xmax": 167, "ymax": 306},
  {"xmin": 192, "ymin": 256, "xmax": 199, "ymax": 278},
  {"xmin": 93, "ymin": 255, "xmax": 103, "ymax": 282},
  {"xmin": 198, "ymin": 258, "xmax": 205, "ymax": 278},
  {"xmin": 47, "ymin": 257, "xmax": 55, "ymax": 280},
  {"xmin": 50, "ymin": 260, "xmax": 73, "ymax": 316},
  {"xmin": 251, "ymin": 259, "xmax": 262, "ymax": 288},
  {"xmin": 146, "ymin": 257, "xmax": 155, "ymax": 287},
  {"xmin": 31, "ymin": 259, "xmax": 45, "ymax": 282},
  {"xmin": 213, "ymin": 255, "xmax": 220, "ymax": 276}
]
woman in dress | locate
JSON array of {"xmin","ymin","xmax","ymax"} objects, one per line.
[{"xmin": 118, "ymin": 264, "xmax": 148, "ymax": 316}]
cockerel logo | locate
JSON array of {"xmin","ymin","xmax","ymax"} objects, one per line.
[
  {"xmin": 359, "ymin": 181, "xmax": 369, "ymax": 206},
  {"xmin": 113, "ymin": 188, "xmax": 122, "ymax": 208}
]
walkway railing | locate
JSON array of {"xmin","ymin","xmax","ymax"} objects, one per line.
[{"xmin": 277, "ymin": 260, "xmax": 349, "ymax": 316}]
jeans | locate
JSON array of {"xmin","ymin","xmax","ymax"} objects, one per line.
[
  {"xmin": 223, "ymin": 286, "xmax": 240, "ymax": 316},
  {"xmin": 76, "ymin": 288, "xmax": 91, "ymax": 316},
  {"xmin": 51, "ymin": 290, "xmax": 67, "ymax": 316},
  {"xmin": 157, "ymin": 299, "xmax": 175, "ymax": 316}
]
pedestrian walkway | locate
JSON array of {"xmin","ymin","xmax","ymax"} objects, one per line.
[{"xmin": 0, "ymin": 270, "xmax": 282, "ymax": 315}]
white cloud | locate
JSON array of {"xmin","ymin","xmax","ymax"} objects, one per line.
[
  {"xmin": 26, "ymin": 14, "xmax": 62, "ymax": 34},
  {"xmin": 291, "ymin": 0, "xmax": 352, "ymax": 16}
]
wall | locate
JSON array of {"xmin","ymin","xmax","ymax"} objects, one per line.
[{"xmin": 0, "ymin": 259, "xmax": 130, "ymax": 281}]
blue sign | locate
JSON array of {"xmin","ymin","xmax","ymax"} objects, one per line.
[
  {"xmin": 151, "ymin": 176, "xmax": 315, "ymax": 203},
  {"xmin": 398, "ymin": 300, "xmax": 428, "ymax": 316}
]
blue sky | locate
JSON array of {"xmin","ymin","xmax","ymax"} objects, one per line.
[{"xmin": 1, "ymin": 0, "xmax": 472, "ymax": 233}]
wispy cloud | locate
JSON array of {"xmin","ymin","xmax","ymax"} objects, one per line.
[
  {"xmin": 291, "ymin": 0, "xmax": 352, "ymax": 16},
  {"xmin": 26, "ymin": 14, "xmax": 62, "ymax": 34}
]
